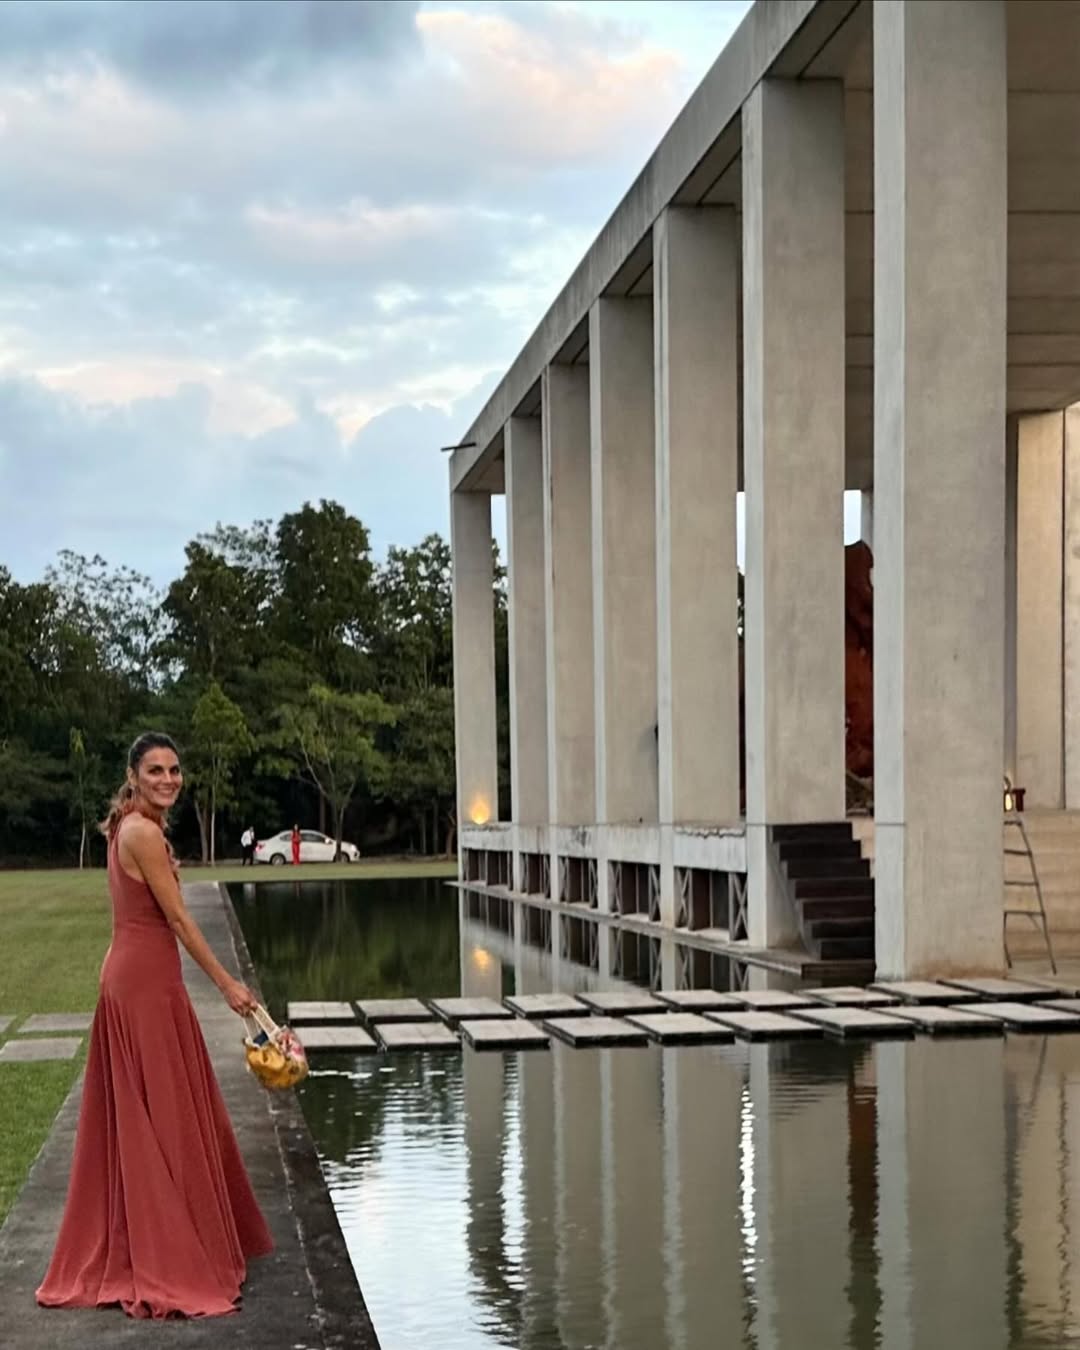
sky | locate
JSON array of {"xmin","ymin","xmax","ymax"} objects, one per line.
[{"xmin": 0, "ymin": 0, "xmax": 764, "ymax": 586}]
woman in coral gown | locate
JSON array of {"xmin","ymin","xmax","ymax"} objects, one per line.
[{"xmin": 36, "ymin": 731, "xmax": 274, "ymax": 1319}]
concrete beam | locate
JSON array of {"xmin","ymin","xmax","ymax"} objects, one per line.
[{"xmin": 873, "ymin": 0, "xmax": 1007, "ymax": 978}]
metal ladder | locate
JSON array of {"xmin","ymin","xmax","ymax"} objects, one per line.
[{"xmin": 1003, "ymin": 812, "xmax": 1057, "ymax": 974}]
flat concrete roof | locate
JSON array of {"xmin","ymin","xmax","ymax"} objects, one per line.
[{"xmin": 452, "ymin": 0, "xmax": 1080, "ymax": 496}]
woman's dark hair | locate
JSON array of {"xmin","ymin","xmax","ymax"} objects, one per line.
[{"xmin": 100, "ymin": 732, "xmax": 181, "ymax": 840}]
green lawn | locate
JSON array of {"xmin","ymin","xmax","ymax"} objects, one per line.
[{"xmin": 0, "ymin": 857, "xmax": 457, "ymax": 1225}]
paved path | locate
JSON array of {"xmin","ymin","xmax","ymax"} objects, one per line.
[{"xmin": 0, "ymin": 882, "xmax": 379, "ymax": 1349}]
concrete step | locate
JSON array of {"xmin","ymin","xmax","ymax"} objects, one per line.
[
  {"xmin": 785, "ymin": 856, "xmax": 872, "ymax": 880},
  {"xmin": 795, "ymin": 878, "xmax": 876, "ymax": 900},
  {"xmin": 778, "ymin": 839, "xmax": 863, "ymax": 863},
  {"xmin": 799, "ymin": 896, "xmax": 875, "ymax": 920},
  {"xmin": 773, "ymin": 823, "xmax": 855, "ymax": 844},
  {"xmin": 816, "ymin": 936, "xmax": 876, "ymax": 961},
  {"xmin": 807, "ymin": 917, "xmax": 875, "ymax": 941}
]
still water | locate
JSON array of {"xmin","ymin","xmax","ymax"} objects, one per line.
[{"xmin": 231, "ymin": 878, "xmax": 1080, "ymax": 1350}]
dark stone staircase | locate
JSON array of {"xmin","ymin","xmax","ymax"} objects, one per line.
[{"xmin": 774, "ymin": 823, "xmax": 875, "ymax": 964}]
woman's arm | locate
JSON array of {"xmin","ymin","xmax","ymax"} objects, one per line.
[{"xmin": 120, "ymin": 816, "xmax": 257, "ymax": 1015}]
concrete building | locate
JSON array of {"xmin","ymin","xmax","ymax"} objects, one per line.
[{"xmin": 450, "ymin": 0, "xmax": 1080, "ymax": 980}]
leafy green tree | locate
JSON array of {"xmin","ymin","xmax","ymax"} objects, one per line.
[
  {"xmin": 187, "ymin": 683, "xmax": 255, "ymax": 863},
  {"xmin": 277, "ymin": 685, "xmax": 396, "ymax": 856}
]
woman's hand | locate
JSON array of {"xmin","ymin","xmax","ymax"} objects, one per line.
[{"xmin": 222, "ymin": 977, "xmax": 259, "ymax": 1016}]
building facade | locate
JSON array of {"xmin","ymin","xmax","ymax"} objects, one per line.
[{"xmin": 449, "ymin": 0, "xmax": 1080, "ymax": 981}]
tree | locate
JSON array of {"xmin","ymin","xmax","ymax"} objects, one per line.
[
  {"xmin": 277, "ymin": 685, "xmax": 396, "ymax": 856},
  {"xmin": 68, "ymin": 727, "xmax": 96, "ymax": 869},
  {"xmin": 187, "ymin": 683, "xmax": 254, "ymax": 863}
]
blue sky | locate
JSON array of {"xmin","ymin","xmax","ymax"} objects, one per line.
[{"xmin": 0, "ymin": 0, "xmax": 765, "ymax": 584}]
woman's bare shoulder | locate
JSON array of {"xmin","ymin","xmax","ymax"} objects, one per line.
[{"xmin": 118, "ymin": 814, "xmax": 165, "ymax": 853}]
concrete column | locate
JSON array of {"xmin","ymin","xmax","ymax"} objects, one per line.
[
  {"xmin": 861, "ymin": 491, "xmax": 874, "ymax": 551},
  {"xmin": 542, "ymin": 364, "xmax": 595, "ymax": 830},
  {"xmin": 505, "ymin": 416, "xmax": 549, "ymax": 828},
  {"xmin": 1016, "ymin": 412, "xmax": 1064, "ymax": 808},
  {"xmin": 1064, "ymin": 406, "xmax": 1080, "ymax": 805},
  {"xmin": 590, "ymin": 296, "xmax": 658, "ymax": 826},
  {"xmin": 873, "ymin": 0, "xmax": 1007, "ymax": 976},
  {"xmin": 1005, "ymin": 420, "xmax": 1018, "ymax": 783},
  {"xmin": 742, "ymin": 77, "xmax": 847, "ymax": 947},
  {"xmin": 451, "ymin": 487, "xmax": 498, "ymax": 832}
]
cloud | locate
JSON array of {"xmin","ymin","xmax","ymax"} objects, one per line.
[
  {"xmin": 0, "ymin": 0, "xmax": 749, "ymax": 585},
  {"xmin": 0, "ymin": 1, "xmax": 422, "ymax": 93}
]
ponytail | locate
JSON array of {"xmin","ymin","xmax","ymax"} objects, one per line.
[{"xmin": 100, "ymin": 783, "xmax": 136, "ymax": 841}]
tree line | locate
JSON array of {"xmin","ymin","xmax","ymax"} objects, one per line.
[{"xmin": 0, "ymin": 500, "xmax": 509, "ymax": 867}]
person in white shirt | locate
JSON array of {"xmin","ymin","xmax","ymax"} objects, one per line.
[{"xmin": 240, "ymin": 826, "xmax": 255, "ymax": 866}]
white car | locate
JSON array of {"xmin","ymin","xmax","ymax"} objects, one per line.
[{"xmin": 254, "ymin": 829, "xmax": 361, "ymax": 865}]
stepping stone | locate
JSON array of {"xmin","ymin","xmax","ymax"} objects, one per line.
[
  {"xmin": 577, "ymin": 991, "xmax": 667, "ymax": 1016},
  {"xmin": 964, "ymin": 1001, "xmax": 1080, "ymax": 1032},
  {"xmin": 376, "ymin": 1021, "xmax": 460, "ymax": 1051},
  {"xmin": 543, "ymin": 1015, "xmax": 651, "ymax": 1048},
  {"xmin": 429, "ymin": 997, "xmax": 513, "ymax": 1027},
  {"xmin": 355, "ymin": 998, "xmax": 434, "ymax": 1024},
  {"xmin": 0, "ymin": 1037, "xmax": 82, "ymax": 1062},
  {"xmin": 654, "ymin": 990, "xmax": 744, "ymax": 1012},
  {"xmin": 705, "ymin": 1010, "xmax": 827, "ymax": 1042},
  {"xmin": 941, "ymin": 977, "xmax": 1048, "ymax": 1002},
  {"xmin": 792, "ymin": 1007, "xmax": 915, "ymax": 1040},
  {"xmin": 1038, "ymin": 998, "xmax": 1080, "ymax": 1015},
  {"xmin": 727, "ymin": 990, "xmax": 818, "ymax": 1012},
  {"xmin": 884, "ymin": 1005, "xmax": 1004, "ymax": 1037},
  {"xmin": 297, "ymin": 1025, "xmax": 377, "ymax": 1052},
  {"xmin": 286, "ymin": 1001, "xmax": 356, "ymax": 1024},
  {"xmin": 461, "ymin": 1019, "xmax": 549, "ymax": 1050},
  {"xmin": 504, "ymin": 993, "xmax": 589, "ymax": 1019},
  {"xmin": 625, "ymin": 1012, "xmax": 734, "ymax": 1045},
  {"xmin": 870, "ymin": 980, "xmax": 982, "ymax": 1005},
  {"xmin": 20, "ymin": 1012, "xmax": 94, "ymax": 1033},
  {"xmin": 0, "ymin": 1016, "xmax": 14, "ymax": 1035},
  {"xmin": 807, "ymin": 986, "xmax": 898, "ymax": 1008}
]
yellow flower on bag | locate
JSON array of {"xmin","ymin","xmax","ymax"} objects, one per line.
[{"xmin": 242, "ymin": 1005, "xmax": 309, "ymax": 1090}]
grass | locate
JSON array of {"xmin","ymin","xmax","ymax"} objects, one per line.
[{"xmin": 0, "ymin": 856, "xmax": 457, "ymax": 1225}]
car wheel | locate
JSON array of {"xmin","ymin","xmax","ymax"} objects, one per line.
[
  {"xmin": 335, "ymin": 850, "xmax": 351, "ymax": 863},
  {"xmin": 270, "ymin": 853, "xmax": 286, "ymax": 866}
]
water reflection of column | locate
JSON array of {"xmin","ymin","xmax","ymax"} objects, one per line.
[
  {"xmin": 1007, "ymin": 1037, "xmax": 1080, "ymax": 1341},
  {"xmin": 463, "ymin": 1047, "xmax": 511, "ymax": 1340},
  {"xmin": 749, "ymin": 1042, "xmax": 851, "ymax": 1349},
  {"xmin": 661, "ymin": 1045, "xmax": 745, "ymax": 1349},
  {"xmin": 518, "ymin": 1049, "xmax": 558, "ymax": 1348},
  {"xmin": 554, "ymin": 1044, "xmax": 606, "ymax": 1347},
  {"xmin": 603, "ymin": 1047, "xmax": 668, "ymax": 1347},
  {"xmin": 876, "ymin": 1039, "xmax": 1008, "ymax": 1350},
  {"xmin": 461, "ymin": 931, "xmax": 503, "ymax": 1000}
]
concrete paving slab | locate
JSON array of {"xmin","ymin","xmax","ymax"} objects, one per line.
[
  {"xmin": 428, "ymin": 996, "xmax": 512, "ymax": 1026},
  {"xmin": 869, "ymin": 980, "xmax": 983, "ymax": 1005},
  {"xmin": 807, "ymin": 986, "xmax": 898, "ymax": 1007},
  {"xmin": 0, "ymin": 881, "xmax": 379, "ymax": 1350},
  {"xmin": 625, "ymin": 1012, "xmax": 734, "ymax": 1044},
  {"xmin": 654, "ymin": 990, "xmax": 744, "ymax": 1012},
  {"xmin": 503, "ymin": 993, "xmax": 589, "ymax": 1018},
  {"xmin": 791, "ymin": 1007, "xmax": 916, "ymax": 1040},
  {"xmin": 1037, "ymin": 998, "xmax": 1080, "ymax": 1014},
  {"xmin": 727, "ymin": 990, "xmax": 818, "ymax": 1011},
  {"xmin": 286, "ymin": 1001, "xmax": 356, "ymax": 1024},
  {"xmin": 942, "ymin": 977, "xmax": 1049, "ymax": 1002},
  {"xmin": 965, "ymin": 1001, "xmax": 1080, "ymax": 1032},
  {"xmin": 297, "ymin": 1025, "xmax": 377, "ymax": 1052},
  {"xmin": 884, "ymin": 1005, "xmax": 1004, "ymax": 1036},
  {"xmin": 0, "ymin": 1015, "xmax": 14, "ymax": 1035},
  {"xmin": 577, "ymin": 990, "xmax": 666, "ymax": 1016},
  {"xmin": 461, "ymin": 1019, "xmax": 549, "ymax": 1050},
  {"xmin": 705, "ymin": 1010, "xmax": 827, "ymax": 1041},
  {"xmin": 19, "ymin": 1014, "xmax": 94, "ymax": 1034},
  {"xmin": 376, "ymin": 1021, "xmax": 461, "ymax": 1051},
  {"xmin": 0, "ymin": 1037, "xmax": 82, "ymax": 1063},
  {"xmin": 543, "ymin": 1015, "xmax": 651, "ymax": 1047},
  {"xmin": 355, "ymin": 997, "xmax": 433, "ymax": 1024}
]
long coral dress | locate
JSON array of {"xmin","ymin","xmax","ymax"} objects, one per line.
[{"xmin": 35, "ymin": 826, "xmax": 273, "ymax": 1319}]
